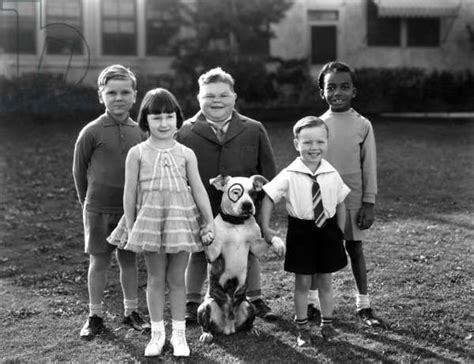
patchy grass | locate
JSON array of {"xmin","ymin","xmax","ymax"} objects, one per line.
[{"xmin": 0, "ymin": 114, "xmax": 473, "ymax": 363}]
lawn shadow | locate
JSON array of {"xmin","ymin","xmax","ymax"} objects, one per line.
[{"xmin": 335, "ymin": 320, "xmax": 470, "ymax": 362}]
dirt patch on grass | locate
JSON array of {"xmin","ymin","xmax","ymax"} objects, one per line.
[{"xmin": 1, "ymin": 116, "xmax": 473, "ymax": 362}]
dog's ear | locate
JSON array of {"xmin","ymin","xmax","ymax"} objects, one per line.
[
  {"xmin": 210, "ymin": 175, "xmax": 231, "ymax": 191},
  {"xmin": 250, "ymin": 175, "xmax": 269, "ymax": 191}
]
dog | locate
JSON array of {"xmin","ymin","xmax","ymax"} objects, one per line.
[{"xmin": 197, "ymin": 174, "xmax": 284, "ymax": 343}]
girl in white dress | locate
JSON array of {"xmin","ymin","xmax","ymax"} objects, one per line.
[{"xmin": 108, "ymin": 88, "xmax": 214, "ymax": 357}]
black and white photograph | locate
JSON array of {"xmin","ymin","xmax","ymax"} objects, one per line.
[{"xmin": 0, "ymin": 0, "xmax": 472, "ymax": 362}]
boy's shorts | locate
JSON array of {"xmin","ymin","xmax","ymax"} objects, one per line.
[
  {"xmin": 83, "ymin": 210, "xmax": 121, "ymax": 255},
  {"xmin": 344, "ymin": 209, "xmax": 366, "ymax": 242}
]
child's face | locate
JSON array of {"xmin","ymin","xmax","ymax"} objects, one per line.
[
  {"xmin": 197, "ymin": 82, "xmax": 236, "ymax": 123},
  {"xmin": 293, "ymin": 126, "xmax": 328, "ymax": 171},
  {"xmin": 320, "ymin": 71, "xmax": 356, "ymax": 112},
  {"xmin": 147, "ymin": 112, "xmax": 177, "ymax": 141},
  {"xmin": 98, "ymin": 79, "xmax": 136, "ymax": 120}
]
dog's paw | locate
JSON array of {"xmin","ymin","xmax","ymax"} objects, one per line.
[
  {"xmin": 271, "ymin": 236, "xmax": 286, "ymax": 257},
  {"xmin": 250, "ymin": 327, "xmax": 261, "ymax": 336},
  {"xmin": 199, "ymin": 332, "xmax": 214, "ymax": 343}
]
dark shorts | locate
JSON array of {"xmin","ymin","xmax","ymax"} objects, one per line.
[
  {"xmin": 83, "ymin": 210, "xmax": 121, "ymax": 255},
  {"xmin": 284, "ymin": 215, "xmax": 347, "ymax": 275}
]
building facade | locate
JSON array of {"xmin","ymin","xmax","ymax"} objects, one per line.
[{"xmin": 0, "ymin": 0, "xmax": 473, "ymax": 86}]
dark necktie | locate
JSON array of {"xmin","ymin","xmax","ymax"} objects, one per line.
[{"xmin": 312, "ymin": 177, "xmax": 327, "ymax": 228}]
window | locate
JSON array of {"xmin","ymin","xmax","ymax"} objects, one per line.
[
  {"xmin": 0, "ymin": 2, "xmax": 37, "ymax": 54},
  {"xmin": 407, "ymin": 18, "xmax": 440, "ymax": 47},
  {"xmin": 45, "ymin": 0, "xmax": 83, "ymax": 54},
  {"xmin": 367, "ymin": 0, "xmax": 401, "ymax": 46},
  {"xmin": 311, "ymin": 26, "xmax": 337, "ymax": 64},
  {"xmin": 102, "ymin": 0, "xmax": 136, "ymax": 55},
  {"xmin": 146, "ymin": 0, "xmax": 181, "ymax": 56}
]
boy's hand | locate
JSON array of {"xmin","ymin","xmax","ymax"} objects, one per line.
[
  {"xmin": 357, "ymin": 202, "xmax": 375, "ymax": 230},
  {"xmin": 270, "ymin": 236, "xmax": 286, "ymax": 257}
]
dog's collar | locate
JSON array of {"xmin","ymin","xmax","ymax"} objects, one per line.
[{"xmin": 219, "ymin": 211, "xmax": 250, "ymax": 225}]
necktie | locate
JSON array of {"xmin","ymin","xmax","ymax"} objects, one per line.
[
  {"xmin": 312, "ymin": 177, "xmax": 327, "ymax": 228},
  {"xmin": 215, "ymin": 126, "xmax": 225, "ymax": 142}
]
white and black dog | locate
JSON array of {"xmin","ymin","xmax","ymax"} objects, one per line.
[{"xmin": 197, "ymin": 175, "xmax": 284, "ymax": 343}]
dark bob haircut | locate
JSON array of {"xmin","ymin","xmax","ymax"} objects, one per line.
[
  {"xmin": 137, "ymin": 88, "xmax": 185, "ymax": 132},
  {"xmin": 317, "ymin": 61, "xmax": 356, "ymax": 91}
]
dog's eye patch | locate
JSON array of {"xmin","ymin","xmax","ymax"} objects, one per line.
[{"xmin": 227, "ymin": 183, "xmax": 244, "ymax": 203}]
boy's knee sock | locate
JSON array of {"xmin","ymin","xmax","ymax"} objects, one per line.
[
  {"xmin": 89, "ymin": 303, "xmax": 103, "ymax": 317},
  {"xmin": 321, "ymin": 317, "xmax": 333, "ymax": 327},
  {"xmin": 356, "ymin": 294, "xmax": 370, "ymax": 311},
  {"xmin": 246, "ymin": 289, "xmax": 262, "ymax": 302},
  {"xmin": 186, "ymin": 293, "xmax": 202, "ymax": 304},
  {"xmin": 296, "ymin": 318, "xmax": 309, "ymax": 330},
  {"xmin": 124, "ymin": 298, "xmax": 138, "ymax": 317},
  {"xmin": 308, "ymin": 290, "xmax": 320, "ymax": 308}
]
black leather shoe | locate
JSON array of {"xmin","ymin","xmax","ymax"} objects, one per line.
[
  {"xmin": 307, "ymin": 304, "xmax": 321, "ymax": 323},
  {"xmin": 80, "ymin": 315, "xmax": 104, "ymax": 340},
  {"xmin": 358, "ymin": 308, "xmax": 383, "ymax": 327},
  {"xmin": 252, "ymin": 299, "xmax": 278, "ymax": 321},
  {"xmin": 185, "ymin": 302, "xmax": 200, "ymax": 323},
  {"xmin": 123, "ymin": 311, "xmax": 150, "ymax": 332}
]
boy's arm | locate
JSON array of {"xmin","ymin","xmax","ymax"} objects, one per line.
[
  {"xmin": 123, "ymin": 147, "xmax": 140, "ymax": 231},
  {"xmin": 72, "ymin": 130, "xmax": 93, "ymax": 206},
  {"xmin": 336, "ymin": 201, "xmax": 346, "ymax": 232},
  {"xmin": 360, "ymin": 121, "xmax": 377, "ymax": 205},
  {"xmin": 260, "ymin": 195, "xmax": 285, "ymax": 257},
  {"xmin": 257, "ymin": 124, "xmax": 277, "ymax": 180}
]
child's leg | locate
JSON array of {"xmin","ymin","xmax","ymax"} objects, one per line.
[
  {"xmin": 316, "ymin": 273, "xmax": 338, "ymax": 340},
  {"xmin": 247, "ymin": 254, "xmax": 277, "ymax": 320},
  {"xmin": 116, "ymin": 248, "xmax": 138, "ymax": 315},
  {"xmin": 168, "ymin": 251, "xmax": 191, "ymax": 357},
  {"xmin": 144, "ymin": 252, "xmax": 167, "ymax": 322},
  {"xmin": 88, "ymin": 252, "xmax": 113, "ymax": 314},
  {"xmin": 184, "ymin": 251, "xmax": 207, "ymax": 320},
  {"xmin": 345, "ymin": 240, "xmax": 368, "ymax": 296},
  {"xmin": 316, "ymin": 273, "xmax": 334, "ymax": 319},
  {"xmin": 295, "ymin": 274, "xmax": 312, "ymax": 346},
  {"xmin": 294, "ymin": 274, "xmax": 311, "ymax": 320}
]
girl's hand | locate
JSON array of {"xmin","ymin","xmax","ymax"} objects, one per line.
[{"xmin": 200, "ymin": 225, "xmax": 214, "ymax": 246}]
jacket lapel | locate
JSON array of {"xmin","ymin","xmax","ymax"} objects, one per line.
[{"xmin": 190, "ymin": 112, "xmax": 220, "ymax": 144}]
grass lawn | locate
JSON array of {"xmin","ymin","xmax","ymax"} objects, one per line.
[{"xmin": 0, "ymin": 114, "xmax": 473, "ymax": 363}]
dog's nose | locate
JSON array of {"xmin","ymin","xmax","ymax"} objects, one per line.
[{"xmin": 241, "ymin": 201, "xmax": 253, "ymax": 213}]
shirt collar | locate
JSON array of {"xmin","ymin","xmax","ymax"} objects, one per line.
[
  {"xmin": 287, "ymin": 157, "xmax": 336, "ymax": 177},
  {"xmin": 101, "ymin": 111, "xmax": 135, "ymax": 127},
  {"xmin": 206, "ymin": 115, "xmax": 232, "ymax": 131}
]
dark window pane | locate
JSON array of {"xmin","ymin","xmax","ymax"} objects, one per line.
[
  {"xmin": 407, "ymin": 18, "xmax": 440, "ymax": 47},
  {"xmin": 146, "ymin": 0, "xmax": 181, "ymax": 56},
  {"xmin": 367, "ymin": 0, "xmax": 401, "ymax": 46},
  {"xmin": 311, "ymin": 26, "xmax": 337, "ymax": 64},
  {"xmin": 0, "ymin": 2, "xmax": 36, "ymax": 54},
  {"xmin": 102, "ymin": 0, "xmax": 136, "ymax": 55},
  {"xmin": 46, "ymin": 0, "xmax": 83, "ymax": 54}
]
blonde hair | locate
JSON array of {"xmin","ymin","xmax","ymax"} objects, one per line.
[
  {"xmin": 198, "ymin": 67, "xmax": 235, "ymax": 91},
  {"xmin": 293, "ymin": 116, "xmax": 329, "ymax": 138},
  {"xmin": 97, "ymin": 64, "xmax": 137, "ymax": 91}
]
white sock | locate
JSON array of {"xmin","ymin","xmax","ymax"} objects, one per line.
[
  {"xmin": 308, "ymin": 290, "xmax": 320, "ymax": 308},
  {"xmin": 123, "ymin": 298, "xmax": 138, "ymax": 317},
  {"xmin": 172, "ymin": 319, "xmax": 186, "ymax": 332},
  {"xmin": 89, "ymin": 303, "xmax": 103, "ymax": 317},
  {"xmin": 151, "ymin": 320, "xmax": 165, "ymax": 334},
  {"xmin": 356, "ymin": 294, "xmax": 370, "ymax": 311}
]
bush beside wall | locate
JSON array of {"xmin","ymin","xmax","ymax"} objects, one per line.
[{"xmin": 1, "ymin": 65, "xmax": 473, "ymax": 123}]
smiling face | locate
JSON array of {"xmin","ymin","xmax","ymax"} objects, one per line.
[
  {"xmin": 320, "ymin": 71, "xmax": 356, "ymax": 112},
  {"xmin": 294, "ymin": 125, "xmax": 328, "ymax": 172},
  {"xmin": 198, "ymin": 82, "xmax": 236, "ymax": 123},
  {"xmin": 147, "ymin": 112, "xmax": 177, "ymax": 142},
  {"xmin": 98, "ymin": 79, "xmax": 136, "ymax": 121}
]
